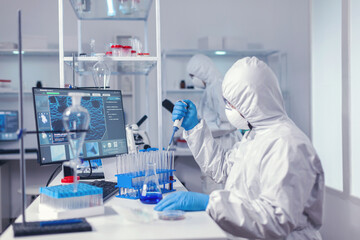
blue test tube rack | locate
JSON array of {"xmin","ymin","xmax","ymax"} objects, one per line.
[{"xmin": 115, "ymin": 169, "xmax": 176, "ymax": 200}]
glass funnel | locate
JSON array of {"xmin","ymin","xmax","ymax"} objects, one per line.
[
  {"xmin": 62, "ymin": 94, "xmax": 90, "ymax": 192},
  {"xmin": 92, "ymin": 58, "xmax": 110, "ymax": 89},
  {"xmin": 140, "ymin": 162, "xmax": 163, "ymax": 204}
]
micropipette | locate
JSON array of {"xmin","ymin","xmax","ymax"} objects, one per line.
[{"xmin": 167, "ymin": 101, "xmax": 188, "ymax": 151}]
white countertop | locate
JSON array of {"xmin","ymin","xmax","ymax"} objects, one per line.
[{"xmin": 1, "ymin": 174, "xmax": 227, "ymax": 240}]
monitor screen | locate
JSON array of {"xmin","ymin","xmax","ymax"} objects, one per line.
[
  {"xmin": 0, "ymin": 110, "xmax": 18, "ymax": 141},
  {"xmin": 33, "ymin": 88, "xmax": 128, "ymax": 165}
]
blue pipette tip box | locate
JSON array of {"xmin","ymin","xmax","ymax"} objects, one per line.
[{"xmin": 40, "ymin": 183, "xmax": 102, "ymax": 198}]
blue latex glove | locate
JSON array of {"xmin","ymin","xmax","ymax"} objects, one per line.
[
  {"xmin": 172, "ymin": 99, "xmax": 199, "ymax": 131},
  {"xmin": 154, "ymin": 191, "xmax": 209, "ymax": 211}
]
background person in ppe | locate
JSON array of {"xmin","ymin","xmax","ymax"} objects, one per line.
[
  {"xmin": 155, "ymin": 57, "xmax": 325, "ymax": 239},
  {"xmin": 186, "ymin": 54, "xmax": 242, "ymax": 194}
]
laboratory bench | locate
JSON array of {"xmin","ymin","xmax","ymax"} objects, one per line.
[{"xmin": 1, "ymin": 173, "xmax": 227, "ymax": 240}]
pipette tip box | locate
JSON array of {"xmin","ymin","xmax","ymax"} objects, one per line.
[{"xmin": 39, "ymin": 183, "xmax": 104, "ymax": 220}]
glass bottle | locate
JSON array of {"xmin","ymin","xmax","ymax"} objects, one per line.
[
  {"xmin": 62, "ymin": 94, "xmax": 90, "ymax": 192},
  {"xmin": 140, "ymin": 162, "xmax": 163, "ymax": 204},
  {"xmin": 92, "ymin": 57, "xmax": 110, "ymax": 89},
  {"xmin": 119, "ymin": 0, "xmax": 138, "ymax": 15}
]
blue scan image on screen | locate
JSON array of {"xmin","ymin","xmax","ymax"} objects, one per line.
[
  {"xmin": 48, "ymin": 96, "xmax": 71, "ymax": 132},
  {"xmin": 81, "ymin": 97, "xmax": 106, "ymax": 141},
  {"xmin": 0, "ymin": 115, "xmax": 5, "ymax": 132},
  {"xmin": 50, "ymin": 145, "xmax": 66, "ymax": 162},
  {"xmin": 85, "ymin": 142, "xmax": 99, "ymax": 157},
  {"xmin": 48, "ymin": 96, "xmax": 106, "ymax": 142},
  {"xmin": 39, "ymin": 133, "xmax": 52, "ymax": 145}
]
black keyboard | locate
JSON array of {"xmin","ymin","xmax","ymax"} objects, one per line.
[
  {"xmin": 79, "ymin": 172, "xmax": 105, "ymax": 179},
  {"xmin": 83, "ymin": 180, "xmax": 118, "ymax": 202},
  {"xmin": 12, "ymin": 218, "xmax": 92, "ymax": 237}
]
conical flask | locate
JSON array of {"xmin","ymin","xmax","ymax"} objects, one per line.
[
  {"xmin": 140, "ymin": 162, "xmax": 163, "ymax": 204},
  {"xmin": 92, "ymin": 59, "xmax": 110, "ymax": 89},
  {"xmin": 62, "ymin": 94, "xmax": 90, "ymax": 192}
]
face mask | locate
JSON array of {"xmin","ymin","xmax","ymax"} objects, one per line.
[
  {"xmin": 225, "ymin": 108, "xmax": 250, "ymax": 130},
  {"xmin": 192, "ymin": 77, "xmax": 206, "ymax": 89}
]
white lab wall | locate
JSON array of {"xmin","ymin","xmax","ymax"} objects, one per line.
[
  {"xmin": 311, "ymin": 0, "xmax": 343, "ymax": 191},
  {"xmin": 350, "ymin": 0, "xmax": 360, "ymax": 198}
]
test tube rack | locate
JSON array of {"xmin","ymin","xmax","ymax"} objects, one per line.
[
  {"xmin": 115, "ymin": 169, "xmax": 176, "ymax": 199},
  {"xmin": 38, "ymin": 183, "xmax": 105, "ymax": 219}
]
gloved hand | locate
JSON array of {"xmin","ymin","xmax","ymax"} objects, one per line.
[
  {"xmin": 154, "ymin": 191, "xmax": 209, "ymax": 211},
  {"xmin": 172, "ymin": 100, "xmax": 199, "ymax": 131}
]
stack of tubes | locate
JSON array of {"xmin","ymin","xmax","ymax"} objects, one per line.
[{"xmin": 115, "ymin": 150, "xmax": 175, "ymax": 199}]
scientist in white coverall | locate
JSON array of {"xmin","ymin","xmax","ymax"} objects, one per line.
[{"xmin": 155, "ymin": 57, "xmax": 325, "ymax": 239}]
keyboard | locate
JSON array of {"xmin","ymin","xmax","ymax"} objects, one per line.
[
  {"xmin": 79, "ymin": 172, "xmax": 105, "ymax": 179},
  {"xmin": 83, "ymin": 180, "xmax": 118, "ymax": 202},
  {"xmin": 12, "ymin": 218, "xmax": 92, "ymax": 237}
]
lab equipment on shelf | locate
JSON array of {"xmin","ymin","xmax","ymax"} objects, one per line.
[
  {"xmin": 115, "ymin": 150, "xmax": 176, "ymax": 200},
  {"xmin": 92, "ymin": 57, "xmax": 111, "ymax": 88},
  {"xmin": 122, "ymin": 45, "xmax": 132, "ymax": 56},
  {"xmin": 140, "ymin": 162, "xmax": 163, "ymax": 204},
  {"xmin": 119, "ymin": 0, "xmax": 139, "ymax": 15}
]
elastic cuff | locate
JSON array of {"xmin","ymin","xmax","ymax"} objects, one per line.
[{"xmin": 183, "ymin": 119, "xmax": 204, "ymax": 138}]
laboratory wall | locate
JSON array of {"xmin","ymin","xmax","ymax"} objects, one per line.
[
  {"xmin": 0, "ymin": 0, "xmax": 313, "ymax": 228},
  {"xmin": 311, "ymin": 0, "xmax": 360, "ymax": 239}
]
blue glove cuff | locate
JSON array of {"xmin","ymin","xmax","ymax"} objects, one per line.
[{"xmin": 184, "ymin": 118, "xmax": 200, "ymax": 131}]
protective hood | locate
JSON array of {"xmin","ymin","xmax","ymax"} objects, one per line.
[
  {"xmin": 222, "ymin": 57, "xmax": 287, "ymax": 128},
  {"xmin": 187, "ymin": 54, "xmax": 223, "ymax": 85}
]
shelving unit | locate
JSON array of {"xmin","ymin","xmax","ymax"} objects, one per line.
[
  {"xmin": 163, "ymin": 49, "xmax": 279, "ymax": 58},
  {"xmin": 58, "ymin": 0, "xmax": 163, "ymax": 147},
  {"xmin": 63, "ymin": 56, "xmax": 157, "ymax": 75},
  {"xmin": 69, "ymin": 0, "xmax": 153, "ymax": 21},
  {"xmin": 0, "ymin": 49, "xmax": 76, "ymax": 56}
]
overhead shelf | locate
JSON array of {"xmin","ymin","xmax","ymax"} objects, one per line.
[
  {"xmin": 162, "ymin": 49, "xmax": 279, "ymax": 58},
  {"xmin": 0, "ymin": 49, "xmax": 76, "ymax": 56},
  {"xmin": 69, "ymin": 0, "xmax": 153, "ymax": 21},
  {"xmin": 64, "ymin": 56, "xmax": 157, "ymax": 75},
  {"xmin": 166, "ymin": 89, "xmax": 204, "ymax": 93}
]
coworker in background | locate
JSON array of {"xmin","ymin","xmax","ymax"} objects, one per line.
[
  {"xmin": 156, "ymin": 57, "xmax": 325, "ymax": 239},
  {"xmin": 186, "ymin": 54, "xmax": 242, "ymax": 194},
  {"xmin": 187, "ymin": 54, "xmax": 242, "ymax": 148}
]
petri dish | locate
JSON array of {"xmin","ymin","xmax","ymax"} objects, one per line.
[{"xmin": 158, "ymin": 210, "xmax": 185, "ymax": 221}]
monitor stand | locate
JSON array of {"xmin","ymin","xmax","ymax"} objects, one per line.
[{"xmin": 63, "ymin": 162, "xmax": 105, "ymax": 180}]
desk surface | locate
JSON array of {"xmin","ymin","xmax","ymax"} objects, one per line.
[{"xmin": 1, "ymin": 174, "xmax": 227, "ymax": 240}]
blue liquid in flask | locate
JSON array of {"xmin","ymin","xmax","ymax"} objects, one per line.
[{"xmin": 140, "ymin": 192, "xmax": 163, "ymax": 204}]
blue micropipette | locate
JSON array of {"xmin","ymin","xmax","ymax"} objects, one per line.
[{"xmin": 167, "ymin": 101, "xmax": 188, "ymax": 151}]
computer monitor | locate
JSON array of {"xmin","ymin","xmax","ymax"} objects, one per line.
[
  {"xmin": 33, "ymin": 88, "xmax": 128, "ymax": 165},
  {"xmin": 0, "ymin": 110, "xmax": 18, "ymax": 141}
]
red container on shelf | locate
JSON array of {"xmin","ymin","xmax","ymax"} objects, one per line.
[{"xmin": 122, "ymin": 45, "xmax": 132, "ymax": 57}]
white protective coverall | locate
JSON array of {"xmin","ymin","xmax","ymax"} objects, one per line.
[
  {"xmin": 186, "ymin": 54, "xmax": 241, "ymax": 149},
  {"xmin": 184, "ymin": 57, "xmax": 324, "ymax": 239}
]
